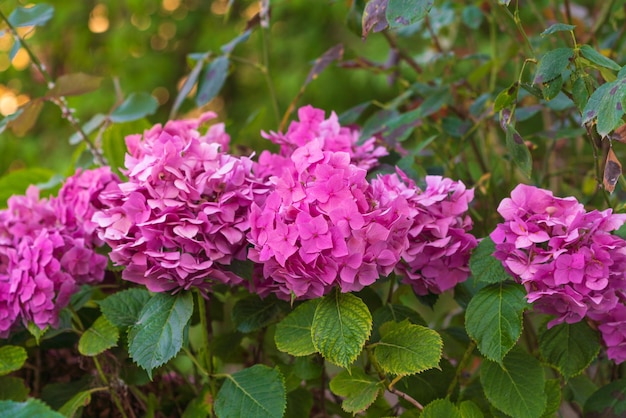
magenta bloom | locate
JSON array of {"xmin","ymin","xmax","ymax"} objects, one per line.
[
  {"xmin": 491, "ymin": 184, "xmax": 626, "ymax": 363},
  {"xmin": 375, "ymin": 172, "xmax": 478, "ymax": 295},
  {"xmin": 0, "ymin": 168, "xmax": 118, "ymax": 337},
  {"xmin": 93, "ymin": 112, "xmax": 269, "ymax": 293},
  {"xmin": 248, "ymin": 141, "xmax": 411, "ymax": 300}
]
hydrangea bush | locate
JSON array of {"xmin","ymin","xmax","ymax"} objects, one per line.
[{"xmin": 2, "ymin": 1, "xmax": 626, "ymax": 417}]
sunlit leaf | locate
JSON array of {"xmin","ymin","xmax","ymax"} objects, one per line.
[
  {"xmin": 329, "ymin": 367, "xmax": 382, "ymax": 413},
  {"xmin": 0, "ymin": 346, "xmax": 27, "ymax": 376},
  {"xmin": 78, "ymin": 316, "xmax": 119, "ymax": 357}
]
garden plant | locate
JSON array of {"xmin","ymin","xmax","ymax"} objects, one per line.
[{"xmin": 1, "ymin": 0, "xmax": 626, "ymax": 417}]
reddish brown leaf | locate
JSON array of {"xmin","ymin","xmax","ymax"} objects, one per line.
[
  {"xmin": 10, "ymin": 99, "xmax": 44, "ymax": 136},
  {"xmin": 611, "ymin": 122, "xmax": 626, "ymax": 144},
  {"xmin": 604, "ymin": 147, "xmax": 622, "ymax": 193},
  {"xmin": 362, "ymin": 0, "xmax": 389, "ymax": 39},
  {"xmin": 304, "ymin": 44, "xmax": 344, "ymax": 86},
  {"xmin": 47, "ymin": 72, "xmax": 103, "ymax": 98}
]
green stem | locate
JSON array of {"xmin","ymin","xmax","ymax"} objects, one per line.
[
  {"xmin": 259, "ymin": 19, "xmax": 280, "ymax": 126},
  {"xmin": 496, "ymin": 0, "xmax": 535, "ymax": 58}
]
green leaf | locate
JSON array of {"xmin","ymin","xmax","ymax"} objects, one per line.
[
  {"xmin": 78, "ymin": 316, "xmax": 119, "ymax": 357},
  {"xmin": 182, "ymin": 386, "xmax": 212, "ymax": 418},
  {"xmin": 58, "ymin": 390, "xmax": 93, "ymax": 418},
  {"xmin": 214, "ymin": 364, "xmax": 286, "ymax": 418},
  {"xmin": 0, "ymin": 399, "xmax": 64, "ymax": 417},
  {"xmin": 0, "ymin": 346, "xmax": 27, "ymax": 376},
  {"xmin": 110, "ymin": 92, "xmax": 158, "ymax": 123},
  {"xmin": 459, "ymin": 400, "xmax": 485, "ymax": 418},
  {"xmin": 311, "ymin": 290, "xmax": 372, "ymax": 369},
  {"xmin": 565, "ymin": 374, "xmax": 598, "ymax": 408},
  {"xmin": 221, "ymin": 30, "xmax": 251, "ymax": 54},
  {"xmin": 394, "ymin": 359, "xmax": 456, "ymax": 406},
  {"xmin": 102, "ymin": 120, "xmax": 151, "ymax": 175},
  {"xmin": 541, "ymin": 379, "xmax": 561, "ymax": 418},
  {"xmin": 465, "ymin": 282, "xmax": 528, "ymax": 363},
  {"xmin": 329, "ymin": 367, "xmax": 382, "ymax": 413},
  {"xmin": 462, "ymin": 5, "xmax": 483, "ymax": 30},
  {"xmin": 285, "ymin": 387, "xmax": 313, "ymax": 418},
  {"xmin": 0, "ymin": 108, "xmax": 23, "ymax": 135},
  {"xmin": 170, "ymin": 53, "xmax": 208, "ymax": 118},
  {"xmin": 0, "ymin": 376, "xmax": 28, "ymax": 401},
  {"xmin": 481, "ymin": 348, "xmax": 547, "ymax": 418},
  {"xmin": 541, "ymin": 23, "xmax": 576, "ymax": 36},
  {"xmin": 422, "ymin": 398, "xmax": 463, "ymax": 418},
  {"xmin": 232, "ymin": 295, "xmax": 282, "ymax": 333},
  {"xmin": 584, "ymin": 378, "xmax": 626, "ymax": 417},
  {"xmin": 469, "ymin": 237, "xmax": 510, "ymax": 284},
  {"xmin": 27, "ymin": 322, "xmax": 48, "ymax": 345},
  {"xmin": 538, "ymin": 321, "xmax": 600, "ymax": 380},
  {"xmin": 99, "ymin": 288, "xmax": 151, "ymax": 328},
  {"xmin": 373, "ymin": 320, "xmax": 442, "ymax": 376},
  {"xmin": 494, "ymin": 82, "xmax": 519, "ymax": 112},
  {"xmin": 371, "ymin": 304, "xmax": 426, "ymax": 342},
  {"xmin": 580, "ymin": 45, "xmax": 621, "ymax": 71},
  {"xmin": 196, "ymin": 55, "xmax": 229, "ymax": 106},
  {"xmin": 582, "ymin": 75, "xmax": 626, "ymax": 137},
  {"xmin": 504, "ymin": 123, "xmax": 532, "ymax": 178},
  {"xmin": 47, "ymin": 73, "xmax": 102, "ymax": 97},
  {"xmin": 275, "ymin": 299, "xmax": 319, "ymax": 356},
  {"xmin": 533, "ymin": 48, "xmax": 574, "ymax": 84},
  {"xmin": 8, "ymin": 4, "xmax": 54, "ymax": 27},
  {"xmin": 572, "ymin": 75, "xmax": 590, "ymax": 112},
  {"xmin": 387, "ymin": 0, "xmax": 433, "ymax": 29},
  {"xmin": 128, "ymin": 292, "xmax": 194, "ymax": 378}
]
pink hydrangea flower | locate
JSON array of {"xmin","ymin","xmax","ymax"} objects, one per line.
[
  {"xmin": 248, "ymin": 140, "xmax": 412, "ymax": 300},
  {"xmin": 375, "ymin": 171, "xmax": 478, "ymax": 295},
  {"xmin": 93, "ymin": 112, "xmax": 269, "ymax": 293},
  {"xmin": 491, "ymin": 184, "xmax": 626, "ymax": 363},
  {"xmin": 0, "ymin": 168, "xmax": 118, "ymax": 337}
]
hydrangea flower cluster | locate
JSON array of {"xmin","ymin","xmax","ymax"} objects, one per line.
[
  {"xmin": 490, "ymin": 184, "xmax": 626, "ymax": 362},
  {"xmin": 93, "ymin": 112, "xmax": 269, "ymax": 293},
  {"xmin": 248, "ymin": 105, "xmax": 477, "ymax": 300},
  {"xmin": 373, "ymin": 172, "xmax": 477, "ymax": 295},
  {"xmin": 0, "ymin": 167, "xmax": 119, "ymax": 336}
]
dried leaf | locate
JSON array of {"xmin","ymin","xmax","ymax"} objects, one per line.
[
  {"xmin": 611, "ymin": 123, "xmax": 626, "ymax": 144},
  {"xmin": 604, "ymin": 147, "xmax": 621, "ymax": 193},
  {"xmin": 362, "ymin": 0, "xmax": 388, "ymax": 39}
]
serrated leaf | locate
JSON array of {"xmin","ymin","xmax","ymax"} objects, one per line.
[
  {"xmin": 580, "ymin": 45, "xmax": 621, "ymax": 71},
  {"xmin": 0, "ymin": 376, "xmax": 28, "ymax": 401},
  {"xmin": 583, "ymin": 378, "xmax": 626, "ymax": 417},
  {"xmin": 422, "ymin": 398, "xmax": 463, "ymax": 418},
  {"xmin": 196, "ymin": 55, "xmax": 229, "ymax": 106},
  {"xmin": 541, "ymin": 379, "xmax": 561, "ymax": 418},
  {"xmin": 387, "ymin": 0, "xmax": 433, "ymax": 29},
  {"xmin": 371, "ymin": 304, "xmax": 426, "ymax": 341},
  {"xmin": 481, "ymin": 347, "xmax": 547, "ymax": 418},
  {"xmin": 311, "ymin": 290, "xmax": 372, "ymax": 369},
  {"xmin": 541, "ymin": 23, "xmax": 576, "ymax": 36},
  {"xmin": 459, "ymin": 400, "xmax": 485, "ymax": 418},
  {"xmin": 582, "ymin": 76, "xmax": 626, "ymax": 137},
  {"xmin": 534, "ymin": 48, "xmax": 573, "ymax": 84},
  {"xmin": 99, "ymin": 288, "xmax": 151, "ymax": 328},
  {"xmin": 504, "ymin": 123, "xmax": 532, "ymax": 178},
  {"xmin": 0, "ymin": 346, "xmax": 27, "ymax": 376},
  {"xmin": 232, "ymin": 295, "xmax": 281, "ymax": 333},
  {"xmin": 465, "ymin": 282, "xmax": 528, "ymax": 363},
  {"xmin": 128, "ymin": 292, "xmax": 194, "ymax": 378},
  {"xmin": 47, "ymin": 73, "xmax": 102, "ymax": 97},
  {"xmin": 8, "ymin": 4, "xmax": 54, "ymax": 27},
  {"xmin": 275, "ymin": 299, "xmax": 319, "ymax": 356},
  {"xmin": 373, "ymin": 320, "xmax": 442, "ymax": 376},
  {"xmin": 329, "ymin": 367, "xmax": 382, "ymax": 413},
  {"xmin": 469, "ymin": 237, "xmax": 510, "ymax": 284},
  {"xmin": 362, "ymin": 0, "xmax": 388, "ymax": 38},
  {"xmin": 305, "ymin": 44, "xmax": 344, "ymax": 86},
  {"xmin": 538, "ymin": 321, "xmax": 601, "ymax": 380},
  {"xmin": 78, "ymin": 316, "xmax": 119, "ymax": 357},
  {"xmin": 110, "ymin": 92, "xmax": 158, "ymax": 123},
  {"xmin": 0, "ymin": 399, "xmax": 64, "ymax": 417},
  {"xmin": 214, "ymin": 365, "xmax": 286, "ymax": 418},
  {"xmin": 58, "ymin": 390, "xmax": 93, "ymax": 418}
]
